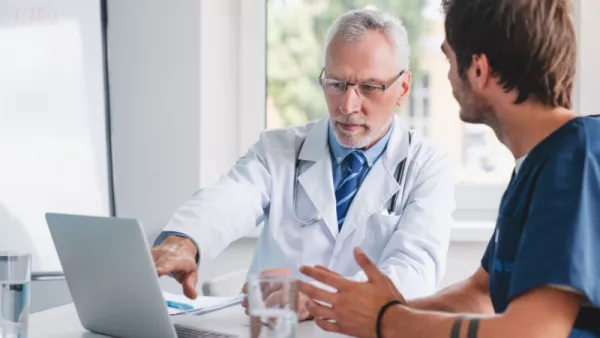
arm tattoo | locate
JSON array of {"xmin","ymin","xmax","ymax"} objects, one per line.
[
  {"xmin": 450, "ymin": 317, "xmax": 464, "ymax": 338},
  {"xmin": 467, "ymin": 318, "xmax": 480, "ymax": 338}
]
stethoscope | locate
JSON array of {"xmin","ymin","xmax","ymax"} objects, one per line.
[{"xmin": 292, "ymin": 131, "xmax": 412, "ymax": 226}]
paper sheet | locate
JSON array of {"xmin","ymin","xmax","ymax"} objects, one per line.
[{"xmin": 163, "ymin": 292, "xmax": 244, "ymax": 316}]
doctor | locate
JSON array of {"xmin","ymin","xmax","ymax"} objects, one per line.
[{"xmin": 152, "ymin": 8, "xmax": 455, "ymax": 316}]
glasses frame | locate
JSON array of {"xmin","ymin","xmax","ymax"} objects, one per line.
[{"xmin": 318, "ymin": 68, "xmax": 405, "ymax": 97}]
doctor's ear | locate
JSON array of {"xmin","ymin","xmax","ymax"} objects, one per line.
[{"xmin": 396, "ymin": 71, "xmax": 411, "ymax": 107}]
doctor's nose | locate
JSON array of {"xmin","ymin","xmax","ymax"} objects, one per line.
[{"xmin": 338, "ymin": 86, "xmax": 362, "ymax": 115}]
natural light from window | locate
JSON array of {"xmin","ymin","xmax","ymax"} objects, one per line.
[{"xmin": 266, "ymin": 0, "xmax": 514, "ymax": 185}]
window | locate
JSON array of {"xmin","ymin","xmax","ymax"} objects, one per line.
[
  {"xmin": 236, "ymin": 0, "xmax": 593, "ymax": 219},
  {"xmin": 408, "ymin": 72, "xmax": 430, "ymax": 137},
  {"xmin": 265, "ymin": 0, "xmax": 514, "ymax": 187},
  {"xmin": 0, "ymin": 1, "xmax": 112, "ymax": 271}
]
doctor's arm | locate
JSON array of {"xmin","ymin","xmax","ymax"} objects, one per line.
[
  {"xmin": 152, "ymin": 138, "xmax": 272, "ymax": 293},
  {"xmin": 352, "ymin": 146, "xmax": 455, "ymax": 299}
]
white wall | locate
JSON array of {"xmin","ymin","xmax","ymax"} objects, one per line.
[
  {"xmin": 198, "ymin": 0, "xmax": 242, "ymax": 186},
  {"xmin": 576, "ymin": 0, "xmax": 600, "ymax": 114},
  {"xmin": 108, "ymin": 0, "xmax": 249, "ymax": 241},
  {"xmin": 108, "ymin": 0, "xmax": 203, "ymax": 242},
  {"xmin": 108, "ymin": 0, "xmax": 246, "ymax": 293}
]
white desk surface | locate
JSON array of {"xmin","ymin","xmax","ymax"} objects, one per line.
[{"xmin": 30, "ymin": 303, "xmax": 348, "ymax": 338}]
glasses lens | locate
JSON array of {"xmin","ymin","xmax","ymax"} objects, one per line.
[
  {"xmin": 322, "ymin": 79, "xmax": 345, "ymax": 95},
  {"xmin": 357, "ymin": 83, "xmax": 383, "ymax": 98}
]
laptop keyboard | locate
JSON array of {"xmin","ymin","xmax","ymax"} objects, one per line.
[{"xmin": 174, "ymin": 324, "xmax": 237, "ymax": 338}]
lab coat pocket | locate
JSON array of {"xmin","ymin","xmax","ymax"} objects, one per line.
[{"xmin": 361, "ymin": 213, "xmax": 401, "ymax": 258}]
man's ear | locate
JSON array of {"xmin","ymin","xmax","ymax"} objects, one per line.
[
  {"xmin": 470, "ymin": 54, "xmax": 491, "ymax": 90},
  {"xmin": 396, "ymin": 71, "xmax": 412, "ymax": 107}
]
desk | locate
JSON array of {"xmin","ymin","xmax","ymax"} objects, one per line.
[{"xmin": 30, "ymin": 304, "xmax": 347, "ymax": 338}]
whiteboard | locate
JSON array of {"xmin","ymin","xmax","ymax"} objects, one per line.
[{"xmin": 0, "ymin": 0, "xmax": 112, "ymax": 272}]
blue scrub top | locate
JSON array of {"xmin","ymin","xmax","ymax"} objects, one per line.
[{"xmin": 482, "ymin": 116, "xmax": 600, "ymax": 337}]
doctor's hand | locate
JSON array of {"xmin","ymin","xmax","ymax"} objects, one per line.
[
  {"xmin": 152, "ymin": 235, "xmax": 199, "ymax": 299},
  {"xmin": 299, "ymin": 248, "xmax": 406, "ymax": 337},
  {"xmin": 241, "ymin": 268, "xmax": 314, "ymax": 321}
]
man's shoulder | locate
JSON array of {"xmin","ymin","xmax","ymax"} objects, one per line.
[
  {"xmin": 535, "ymin": 116, "xmax": 600, "ymax": 165},
  {"xmin": 577, "ymin": 115, "xmax": 600, "ymax": 147},
  {"xmin": 518, "ymin": 117, "xmax": 600, "ymax": 196}
]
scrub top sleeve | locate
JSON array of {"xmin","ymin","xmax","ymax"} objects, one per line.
[
  {"xmin": 480, "ymin": 230, "xmax": 495, "ymax": 273},
  {"xmin": 508, "ymin": 151, "xmax": 600, "ymax": 307}
]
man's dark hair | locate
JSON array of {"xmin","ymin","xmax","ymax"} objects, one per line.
[{"xmin": 443, "ymin": 0, "xmax": 577, "ymax": 108}]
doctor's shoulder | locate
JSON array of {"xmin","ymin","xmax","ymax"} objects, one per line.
[
  {"xmin": 405, "ymin": 131, "xmax": 454, "ymax": 176},
  {"xmin": 256, "ymin": 120, "xmax": 319, "ymax": 154}
]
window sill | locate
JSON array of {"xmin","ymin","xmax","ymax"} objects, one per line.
[
  {"xmin": 243, "ymin": 221, "xmax": 495, "ymax": 242},
  {"xmin": 450, "ymin": 221, "xmax": 495, "ymax": 242}
]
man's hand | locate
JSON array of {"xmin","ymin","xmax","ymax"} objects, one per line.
[
  {"xmin": 241, "ymin": 268, "xmax": 314, "ymax": 321},
  {"xmin": 299, "ymin": 247, "xmax": 405, "ymax": 338},
  {"xmin": 152, "ymin": 235, "xmax": 199, "ymax": 299}
]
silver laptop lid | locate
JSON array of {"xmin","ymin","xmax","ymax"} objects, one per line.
[{"xmin": 45, "ymin": 213, "xmax": 177, "ymax": 338}]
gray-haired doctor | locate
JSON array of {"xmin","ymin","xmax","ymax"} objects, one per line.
[{"xmin": 151, "ymin": 8, "xmax": 455, "ymax": 320}]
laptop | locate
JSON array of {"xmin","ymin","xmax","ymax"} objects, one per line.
[{"xmin": 45, "ymin": 213, "xmax": 240, "ymax": 338}]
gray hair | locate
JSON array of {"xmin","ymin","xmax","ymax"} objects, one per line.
[{"xmin": 323, "ymin": 9, "xmax": 410, "ymax": 71}]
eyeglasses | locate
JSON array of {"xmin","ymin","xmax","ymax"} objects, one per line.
[{"xmin": 318, "ymin": 68, "xmax": 405, "ymax": 99}]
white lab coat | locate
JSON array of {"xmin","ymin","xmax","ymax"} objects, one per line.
[{"xmin": 163, "ymin": 117, "xmax": 455, "ymax": 299}]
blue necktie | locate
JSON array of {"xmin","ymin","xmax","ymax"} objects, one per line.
[{"xmin": 335, "ymin": 152, "xmax": 366, "ymax": 230}]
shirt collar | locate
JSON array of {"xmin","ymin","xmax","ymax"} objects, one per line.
[
  {"xmin": 515, "ymin": 154, "xmax": 528, "ymax": 175},
  {"xmin": 328, "ymin": 121, "xmax": 394, "ymax": 168}
]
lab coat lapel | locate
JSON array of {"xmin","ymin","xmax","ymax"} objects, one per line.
[
  {"xmin": 337, "ymin": 117, "xmax": 410, "ymax": 243},
  {"xmin": 297, "ymin": 118, "xmax": 339, "ymax": 239}
]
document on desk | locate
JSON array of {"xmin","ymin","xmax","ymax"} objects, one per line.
[{"xmin": 163, "ymin": 292, "xmax": 244, "ymax": 316}]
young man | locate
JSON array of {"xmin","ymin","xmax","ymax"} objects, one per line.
[{"xmin": 299, "ymin": 0, "xmax": 600, "ymax": 337}]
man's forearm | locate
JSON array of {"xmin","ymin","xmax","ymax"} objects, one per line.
[
  {"xmin": 381, "ymin": 285, "xmax": 581, "ymax": 338},
  {"xmin": 380, "ymin": 306, "xmax": 522, "ymax": 338},
  {"xmin": 381, "ymin": 305, "xmax": 510, "ymax": 338},
  {"xmin": 381, "ymin": 304, "xmax": 577, "ymax": 338},
  {"xmin": 407, "ymin": 278, "xmax": 494, "ymax": 314},
  {"xmin": 381, "ymin": 306, "xmax": 455, "ymax": 338}
]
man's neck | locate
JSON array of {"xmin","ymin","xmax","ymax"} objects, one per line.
[{"xmin": 489, "ymin": 102, "xmax": 578, "ymax": 159}]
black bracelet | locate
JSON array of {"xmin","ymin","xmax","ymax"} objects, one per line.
[{"xmin": 376, "ymin": 300, "xmax": 403, "ymax": 338}]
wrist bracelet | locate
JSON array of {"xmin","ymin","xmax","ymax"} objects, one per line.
[{"xmin": 376, "ymin": 300, "xmax": 403, "ymax": 338}]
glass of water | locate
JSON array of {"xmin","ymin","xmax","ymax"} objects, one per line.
[
  {"xmin": 0, "ymin": 252, "xmax": 31, "ymax": 338},
  {"xmin": 247, "ymin": 275, "xmax": 299, "ymax": 338}
]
